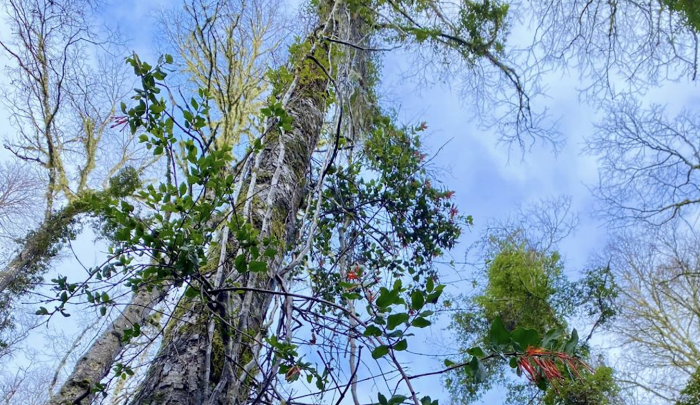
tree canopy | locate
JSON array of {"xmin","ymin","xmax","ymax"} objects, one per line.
[{"xmin": 0, "ymin": 0, "xmax": 699, "ymax": 404}]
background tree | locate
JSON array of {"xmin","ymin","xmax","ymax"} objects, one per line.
[
  {"xmin": 157, "ymin": 0, "xmax": 285, "ymax": 146},
  {"xmin": 0, "ymin": 0, "xmax": 152, "ymax": 298},
  {"xmin": 0, "ymin": 161, "xmax": 43, "ymax": 252},
  {"xmin": 602, "ymin": 224, "xmax": 700, "ymax": 403},
  {"xmin": 585, "ymin": 100, "xmax": 700, "ymax": 227},
  {"xmin": 446, "ymin": 197, "xmax": 619, "ymax": 404}
]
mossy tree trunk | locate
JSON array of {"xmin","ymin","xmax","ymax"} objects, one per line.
[{"xmin": 132, "ymin": 2, "xmax": 367, "ymax": 403}]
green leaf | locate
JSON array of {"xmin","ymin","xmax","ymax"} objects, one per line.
[
  {"xmin": 35, "ymin": 307, "xmax": 49, "ymax": 316},
  {"xmin": 444, "ymin": 359, "xmax": 455, "ymax": 367},
  {"xmin": 389, "ymin": 395, "xmax": 408, "ymax": 405},
  {"xmin": 426, "ymin": 277, "xmax": 434, "ymax": 293},
  {"xmin": 378, "ymin": 393, "xmax": 388, "ymax": 405},
  {"xmin": 511, "ymin": 327, "xmax": 540, "ymax": 351},
  {"xmin": 411, "ymin": 290, "xmax": 425, "ymax": 311},
  {"xmin": 263, "ymin": 247, "xmax": 277, "ymax": 258},
  {"xmin": 234, "ymin": 254, "xmax": 247, "ymax": 273},
  {"xmin": 164, "ymin": 54, "xmax": 173, "ymax": 64},
  {"xmin": 387, "ymin": 313, "xmax": 409, "ymax": 330},
  {"xmin": 376, "ymin": 288, "xmax": 399, "ymax": 309},
  {"xmin": 564, "ymin": 329, "xmax": 579, "ymax": 354},
  {"xmin": 249, "ymin": 261, "xmax": 267, "ymax": 273},
  {"xmin": 342, "ymin": 292, "xmax": 361, "ymax": 300},
  {"xmin": 372, "ymin": 345, "xmax": 390, "ymax": 359},
  {"xmin": 426, "ymin": 287, "xmax": 443, "ymax": 304},
  {"xmin": 541, "ymin": 328, "xmax": 565, "ymax": 350},
  {"xmin": 509, "ymin": 357, "xmax": 518, "ymax": 368},
  {"xmin": 488, "ymin": 317, "xmax": 511, "ymax": 347},
  {"xmin": 421, "ymin": 396, "xmax": 438, "ymax": 405},
  {"xmin": 385, "ymin": 330, "xmax": 403, "ymax": 339},
  {"xmin": 393, "ymin": 339, "xmax": 408, "ymax": 351},
  {"xmin": 468, "ymin": 356, "xmax": 486, "ymax": 381},
  {"xmin": 411, "ymin": 317, "xmax": 431, "ymax": 328},
  {"xmin": 466, "ymin": 346, "xmax": 485, "ymax": 358},
  {"xmin": 363, "ymin": 325, "xmax": 383, "ymax": 337}
]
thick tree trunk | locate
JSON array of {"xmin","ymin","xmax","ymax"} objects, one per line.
[
  {"xmin": 131, "ymin": 75, "xmax": 329, "ymax": 405},
  {"xmin": 130, "ymin": 1, "xmax": 372, "ymax": 402},
  {"xmin": 131, "ymin": 17, "xmax": 341, "ymax": 405},
  {"xmin": 47, "ymin": 283, "xmax": 171, "ymax": 405}
]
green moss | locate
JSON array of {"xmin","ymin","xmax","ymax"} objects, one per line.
[{"xmin": 209, "ymin": 328, "xmax": 225, "ymax": 383}]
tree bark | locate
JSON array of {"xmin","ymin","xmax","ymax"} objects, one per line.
[
  {"xmin": 131, "ymin": 5, "xmax": 354, "ymax": 403},
  {"xmin": 47, "ymin": 283, "xmax": 171, "ymax": 405},
  {"xmin": 0, "ymin": 200, "xmax": 88, "ymax": 297}
]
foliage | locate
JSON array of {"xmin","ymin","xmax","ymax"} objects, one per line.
[
  {"xmin": 678, "ymin": 368, "xmax": 700, "ymax": 405},
  {"xmin": 476, "ymin": 244, "xmax": 567, "ymax": 332},
  {"xmin": 606, "ymin": 226, "xmax": 700, "ymax": 402},
  {"xmin": 664, "ymin": 0, "xmax": 700, "ymax": 31},
  {"xmin": 542, "ymin": 365, "xmax": 619, "ymax": 405},
  {"xmin": 447, "ymin": 236, "xmax": 619, "ymax": 404},
  {"xmin": 34, "ymin": 50, "xmax": 467, "ymax": 402}
]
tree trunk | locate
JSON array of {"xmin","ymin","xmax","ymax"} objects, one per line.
[
  {"xmin": 47, "ymin": 283, "xmax": 171, "ymax": 405},
  {"xmin": 131, "ymin": 74, "xmax": 329, "ymax": 405},
  {"xmin": 131, "ymin": 5, "xmax": 360, "ymax": 403},
  {"xmin": 0, "ymin": 200, "xmax": 88, "ymax": 297}
]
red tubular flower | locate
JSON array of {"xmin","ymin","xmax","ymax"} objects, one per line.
[
  {"xmin": 516, "ymin": 346, "xmax": 590, "ymax": 388},
  {"xmin": 110, "ymin": 115, "xmax": 129, "ymax": 131}
]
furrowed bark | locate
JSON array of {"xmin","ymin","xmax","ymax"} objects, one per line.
[
  {"xmin": 48, "ymin": 283, "xmax": 171, "ymax": 405},
  {"xmin": 131, "ymin": 75, "xmax": 329, "ymax": 405},
  {"xmin": 131, "ymin": 10, "xmax": 349, "ymax": 405}
]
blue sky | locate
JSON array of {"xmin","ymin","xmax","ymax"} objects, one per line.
[{"xmin": 2, "ymin": 0, "xmax": 698, "ymax": 403}]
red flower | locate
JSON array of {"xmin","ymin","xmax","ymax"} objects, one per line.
[
  {"xmin": 516, "ymin": 347, "xmax": 591, "ymax": 389},
  {"xmin": 449, "ymin": 206, "xmax": 458, "ymax": 219},
  {"xmin": 110, "ymin": 115, "xmax": 129, "ymax": 132}
]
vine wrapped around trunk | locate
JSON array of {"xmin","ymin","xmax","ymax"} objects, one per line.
[{"xmin": 131, "ymin": 3, "xmax": 365, "ymax": 402}]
